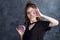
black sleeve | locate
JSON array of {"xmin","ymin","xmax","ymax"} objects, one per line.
[{"xmin": 43, "ymin": 21, "xmax": 51, "ymax": 31}]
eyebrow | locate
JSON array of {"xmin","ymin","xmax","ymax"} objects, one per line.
[{"xmin": 27, "ymin": 12, "xmax": 30, "ymax": 14}]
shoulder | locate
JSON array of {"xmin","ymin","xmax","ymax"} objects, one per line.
[
  {"xmin": 38, "ymin": 20, "xmax": 50, "ymax": 24},
  {"xmin": 37, "ymin": 20, "xmax": 50, "ymax": 26},
  {"xmin": 36, "ymin": 20, "xmax": 51, "ymax": 31}
]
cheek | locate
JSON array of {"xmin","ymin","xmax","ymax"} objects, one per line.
[
  {"xmin": 27, "ymin": 14, "xmax": 35, "ymax": 20},
  {"xmin": 27, "ymin": 14, "xmax": 31, "ymax": 19}
]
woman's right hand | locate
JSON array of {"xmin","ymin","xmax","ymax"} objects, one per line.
[{"xmin": 16, "ymin": 25, "xmax": 26, "ymax": 36}]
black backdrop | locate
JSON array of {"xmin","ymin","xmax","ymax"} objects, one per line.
[{"xmin": 0, "ymin": 0, "xmax": 60, "ymax": 40}]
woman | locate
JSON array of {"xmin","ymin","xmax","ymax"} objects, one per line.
[{"xmin": 16, "ymin": 1, "xmax": 59, "ymax": 40}]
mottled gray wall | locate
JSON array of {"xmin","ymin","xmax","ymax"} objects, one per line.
[{"xmin": 0, "ymin": 0, "xmax": 60, "ymax": 40}]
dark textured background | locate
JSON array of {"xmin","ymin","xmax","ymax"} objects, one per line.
[{"xmin": 0, "ymin": 0, "xmax": 60, "ymax": 40}]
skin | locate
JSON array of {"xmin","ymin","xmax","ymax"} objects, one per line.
[
  {"xmin": 16, "ymin": 7, "xmax": 59, "ymax": 40},
  {"xmin": 27, "ymin": 7, "xmax": 39, "ymax": 23},
  {"xmin": 16, "ymin": 7, "xmax": 39, "ymax": 38},
  {"xmin": 16, "ymin": 7, "xmax": 38, "ymax": 36}
]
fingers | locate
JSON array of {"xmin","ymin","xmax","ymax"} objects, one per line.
[
  {"xmin": 36, "ymin": 7, "xmax": 40, "ymax": 12},
  {"xmin": 36, "ymin": 7, "xmax": 43, "ymax": 17},
  {"xmin": 16, "ymin": 25, "xmax": 26, "ymax": 36},
  {"xmin": 16, "ymin": 28, "xmax": 18, "ymax": 31},
  {"xmin": 16, "ymin": 28, "xmax": 24, "ymax": 35},
  {"xmin": 36, "ymin": 8, "xmax": 39, "ymax": 14},
  {"xmin": 16, "ymin": 28, "xmax": 21, "ymax": 33}
]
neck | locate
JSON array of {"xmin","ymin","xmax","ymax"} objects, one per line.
[{"xmin": 30, "ymin": 19, "xmax": 37, "ymax": 23}]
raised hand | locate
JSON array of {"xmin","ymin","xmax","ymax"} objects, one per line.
[
  {"xmin": 36, "ymin": 7, "xmax": 43, "ymax": 17},
  {"xmin": 16, "ymin": 25, "xmax": 26, "ymax": 36}
]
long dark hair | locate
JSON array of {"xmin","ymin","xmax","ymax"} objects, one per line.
[{"xmin": 24, "ymin": 1, "xmax": 41, "ymax": 27}]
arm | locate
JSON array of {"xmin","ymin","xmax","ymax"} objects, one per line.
[
  {"xmin": 41, "ymin": 14, "xmax": 59, "ymax": 27},
  {"xmin": 16, "ymin": 25, "xmax": 26, "ymax": 40},
  {"xmin": 16, "ymin": 28, "xmax": 24, "ymax": 40},
  {"xmin": 37, "ymin": 7, "xmax": 59, "ymax": 27}
]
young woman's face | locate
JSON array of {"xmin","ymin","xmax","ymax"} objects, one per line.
[{"xmin": 27, "ymin": 7, "xmax": 38, "ymax": 21}]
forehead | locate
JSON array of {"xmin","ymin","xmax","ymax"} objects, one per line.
[{"xmin": 27, "ymin": 7, "xmax": 34, "ymax": 12}]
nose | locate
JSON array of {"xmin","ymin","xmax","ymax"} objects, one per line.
[{"xmin": 29, "ymin": 14, "xmax": 33, "ymax": 17}]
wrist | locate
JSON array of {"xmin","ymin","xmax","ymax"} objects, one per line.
[{"xmin": 39, "ymin": 13, "xmax": 44, "ymax": 17}]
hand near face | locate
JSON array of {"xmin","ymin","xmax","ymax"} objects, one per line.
[
  {"xmin": 36, "ymin": 7, "xmax": 43, "ymax": 17},
  {"xmin": 31, "ymin": 7, "xmax": 43, "ymax": 17},
  {"xmin": 27, "ymin": 7, "xmax": 42, "ymax": 22}
]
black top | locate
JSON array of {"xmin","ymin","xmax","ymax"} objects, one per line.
[{"xmin": 23, "ymin": 20, "xmax": 51, "ymax": 40}]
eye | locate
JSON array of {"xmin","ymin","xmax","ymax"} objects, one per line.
[{"xmin": 27, "ymin": 12, "xmax": 30, "ymax": 14}]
